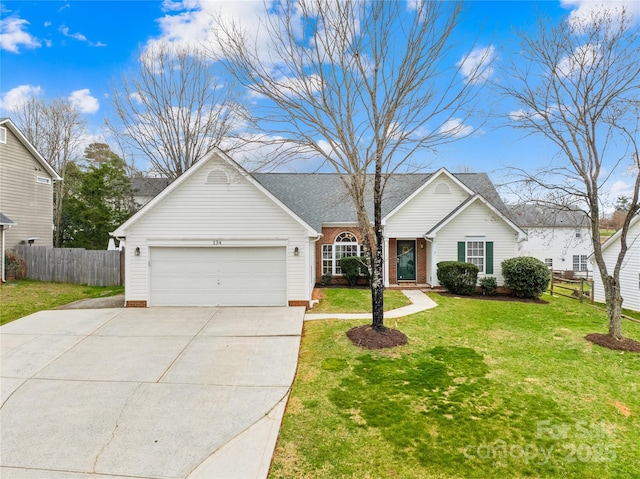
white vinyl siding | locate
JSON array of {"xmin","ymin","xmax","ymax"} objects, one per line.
[
  {"xmin": 122, "ymin": 154, "xmax": 312, "ymax": 305},
  {"xmin": 385, "ymin": 174, "xmax": 469, "ymax": 238},
  {"xmin": 517, "ymin": 226, "xmax": 592, "ymax": 276},
  {"xmin": 0, "ymin": 126, "xmax": 54, "ymax": 247},
  {"xmin": 593, "ymin": 219, "xmax": 640, "ymax": 312},
  {"xmin": 434, "ymin": 201, "xmax": 518, "ymax": 285}
]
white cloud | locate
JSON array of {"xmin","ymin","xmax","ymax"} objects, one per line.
[
  {"xmin": 0, "ymin": 16, "xmax": 41, "ymax": 53},
  {"xmin": 146, "ymin": 0, "xmax": 271, "ymax": 58},
  {"xmin": 457, "ymin": 45, "xmax": 496, "ymax": 84},
  {"xmin": 59, "ymin": 25, "xmax": 106, "ymax": 47},
  {"xmin": 59, "ymin": 25, "xmax": 87, "ymax": 42},
  {"xmin": 560, "ymin": 0, "xmax": 640, "ymax": 29},
  {"xmin": 0, "ymin": 84, "xmax": 43, "ymax": 112},
  {"xmin": 556, "ymin": 42, "xmax": 601, "ymax": 78},
  {"xmin": 438, "ymin": 118, "xmax": 474, "ymax": 138},
  {"xmin": 68, "ymin": 89, "xmax": 99, "ymax": 114}
]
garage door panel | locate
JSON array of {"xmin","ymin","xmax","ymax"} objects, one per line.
[{"xmin": 149, "ymin": 247, "xmax": 287, "ymax": 307}]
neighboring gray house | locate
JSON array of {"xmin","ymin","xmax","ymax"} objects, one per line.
[
  {"xmin": 112, "ymin": 149, "xmax": 525, "ymax": 307},
  {"xmin": 592, "ymin": 215, "xmax": 640, "ymax": 312},
  {"xmin": 510, "ymin": 204, "xmax": 593, "ymax": 277},
  {"xmin": 0, "ymin": 118, "xmax": 61, "ymax": 249}
]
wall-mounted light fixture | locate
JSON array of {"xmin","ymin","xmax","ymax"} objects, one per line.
[
  {"xmin": 135, "ymin": 247, "xmax": 141, "ymax": 256},
  {"xmin": 294, "ymin": 247, "xmax": 299, "ymax": 256}
]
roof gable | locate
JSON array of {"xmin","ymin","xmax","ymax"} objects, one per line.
[
  {"xmin": 426, "ymin": 194, "xmax": 526, "ymax": 237},
  {"xmin": 112, "ymin": 149, "xmax": 317, "ymax": 237},
  {"xmin": 383, "ymin": 168, "xmax": 474, "ymax": 222},
  {"xmin": 0, "ymin": 118, "xmax": 62, "ymax": 181}
]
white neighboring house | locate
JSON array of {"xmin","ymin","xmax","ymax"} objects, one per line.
[
  {"xmin": 591, "ymin": 215, "xmax": 640, "ymax": 312},
  {"xmin": 510, "ymin": 204, "xmax": 593, "ymax": 278}
]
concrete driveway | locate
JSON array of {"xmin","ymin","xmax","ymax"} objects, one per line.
[{"xmin": 1, "ymin": 306, "xmax": 304, "ymax": 479}]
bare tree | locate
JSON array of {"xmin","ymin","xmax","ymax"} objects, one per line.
[
  {"xmin": 500, "ymin": 8, "xmax": 640, "ymax": 340},
  {"xmin": 13, "ymin": 96, "xmax": 86, "ymax": 247},
  {"xmin": 108, "ymin": 42, "xmax": 240, "ymax": 179},
  {"xmin": 214, "ymin": 0, "xmax": 488, "ymax": 331}
]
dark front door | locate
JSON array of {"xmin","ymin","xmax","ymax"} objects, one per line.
[{"xmin": 397, "ymin": 240, "xmax": 416, "ymax": 281}]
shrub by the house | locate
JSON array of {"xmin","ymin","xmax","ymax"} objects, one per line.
[
  {"xmin": 502, "ymin": 256, "xmax": 551, "ymax": 299},
  {"xmin": 479, "ymin": 276, "xmax": 498, "ymax": 295},
  {"xmin": 339, "ymin": 256, "xmax": 370, "ymax": 286},
  {"xmin": 436, "ymin": 261, "xmax": 479, "ymax": 295}
]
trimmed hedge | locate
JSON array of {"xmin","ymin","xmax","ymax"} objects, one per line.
[
  {"xmin": 437, "ymin": 261, "xmax": 479, "ymax": 295},
  {"xmin": 502, "ymin": 256, "xmax": 551, "ymax": 299}
]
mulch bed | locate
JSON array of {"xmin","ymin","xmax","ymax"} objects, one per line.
[
  {"xmin": 437, "ymin": 292, "xmax": 548, "ymax": 304},
  {"xmin": 585, "ymin": 333, "xmax": 640, "ymax": 353},
  {"xmin": 346, "ymin": 324, "xmax": 408, "ymax": 350}
]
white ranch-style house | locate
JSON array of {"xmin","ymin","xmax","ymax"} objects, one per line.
[
  {"xmin": 112, "ymin": 149, "xmax": 526, "ymax": 308},
  {"xmin": 510, "ymin": 204, "xmax": 594, "ymax": 278}
]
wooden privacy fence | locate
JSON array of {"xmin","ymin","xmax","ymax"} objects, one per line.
[{"xmin": 14, "ymin": 245, "xmax": 123, "ymax": 286}]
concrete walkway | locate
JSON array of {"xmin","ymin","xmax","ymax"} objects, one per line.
[
  {"xmin": 305, "ymin": 289, "xmax": 437, "ymax": 320},
  {"xmin": 1, "ymin": 306, "xmax": 304, "ymax": 479}
]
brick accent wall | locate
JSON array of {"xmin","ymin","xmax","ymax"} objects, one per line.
[
  {"xmin": 315, "ymin": 226, "xmax": 364, "ymax": 284},
  {"xmin": 126, "ymin": 300, "xmax": 147, "ymax": 308},
  {"xmin": 389, "ymin": 238, "xmax": 397, "ymax": 284},
  {"xmin": 288, "ymin": 300, "xmax": 310, "ymax": 309}
]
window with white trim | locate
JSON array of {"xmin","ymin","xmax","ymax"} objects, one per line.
[
  {"xmin": 573, "ymin": 255, "xmax": 587, "ymax": 272},
  {"xmin": 0, "ymin": 126, "xmax": 6, "ymax": 144},
  {"xmin": 37, "ymin": 176, "xmax": 51, "ymax": 185},
  {"xmin": 575, "ymin": 228, "xmax": 582, "ymax": 238},
  {"xmin": 466, "ymin": 240, "xmax": 485, "ymax": 273},
  {"xmin": 322, "ymin": 231, "xmax": 361, "ymax": 275}
]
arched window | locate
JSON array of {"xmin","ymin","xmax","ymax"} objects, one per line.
[
  {"xmin": 206, "ymin": 169, "xmax": 229, "ymax": 185},
  {"xmin": 322, "ymin": 231, "xmax": 362, "ymax": 275},
  {"xmin": 434, "ymin": 182, "xmax": 451, "ymax": 194}
]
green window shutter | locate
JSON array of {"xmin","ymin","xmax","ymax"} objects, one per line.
[
  {"xmin": 458, "ymin": 242, "xmax": 466, "ymax": 262},
  {"xmin": 485, "ymin": 241, "xmax": 494, "ymax": 274}
]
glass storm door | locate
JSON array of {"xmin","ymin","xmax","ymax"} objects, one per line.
[{"xmin": 397, "ymin": 240, "xmax": 416, "ymax": 281}]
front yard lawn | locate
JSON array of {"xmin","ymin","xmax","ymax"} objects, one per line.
[
  {"xmin": 271, "ymin": 291, "xmax": 640, "ymax": 478},
  {"xmin": 0, "ymin": 279, "xmax": 124, "ymax": 325},
  {"xmin": 311, "ymin": 288, "xmax": 412, "ymax": 313}
]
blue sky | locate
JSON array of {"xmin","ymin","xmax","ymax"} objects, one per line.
[{"xmin": 1, "ymin": 0, "xmax": 638, "ymax": 204}]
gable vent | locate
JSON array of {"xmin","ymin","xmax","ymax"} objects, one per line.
[
  {"xmin": 206, "ymin": 169, "xmax": 229, "ymax": 185},
  {"xmin": 434, "ymin": 182, "xmax": 451, "ymax": 194}
]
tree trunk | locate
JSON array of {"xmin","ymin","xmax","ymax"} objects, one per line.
[
  {"xmin": 603, "ymin": 275, "xmax": 623, "ymax": 340},
  {"xmin": 371, "ymin": 162, "xmax": 385, "ymax": 331}
]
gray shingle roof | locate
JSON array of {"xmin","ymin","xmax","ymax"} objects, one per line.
[
  {"xmin": 0, "ymin": 212, "xmax": 16, "ymax": 226},
  {"xmin": 131, "ymin": 177, "xmax": 172, "ymax": 198},
  {"xmin": 509, "ymin": 204, "xmax": 589, "ymax": 228},
  {"xmin": 254, "ymin": 172, "xmax": 507, "ymax": 232},
  {"xmin": 129, "ymin": 169, "xmax": 508, "ymax": 233}
]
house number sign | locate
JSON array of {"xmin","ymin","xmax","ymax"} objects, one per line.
[{"xmin": 212, "ymin": 240, "xmax": 222, "ymax": 245}]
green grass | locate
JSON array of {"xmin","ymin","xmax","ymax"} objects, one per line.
[
  {"xmin": 311, "ymin": 288, "xmax": 412, "ymax": 313},
  {"xmin": 271, "ymin": 292, "xmax": 640, "ymax": 478},
  {"xmin": 0, "ymin": 279, "xmax": 124, "ymax": 325}
]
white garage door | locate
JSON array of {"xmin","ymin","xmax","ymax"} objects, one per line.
[{"xmin": 149, "ymin": 247, "xmax": 287, "ymax": 306}]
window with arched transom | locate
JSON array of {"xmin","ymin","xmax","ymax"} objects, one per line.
[{"xmin": 322, "ymin": 231, "xmax": 362, "ymax": 275}]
